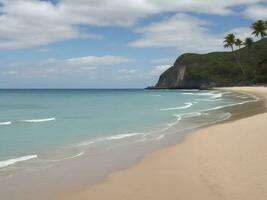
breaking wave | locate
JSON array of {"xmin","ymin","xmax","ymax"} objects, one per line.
[{"xmin": 0, "ymin": 155, "xmax": 37, "ymax": 168}]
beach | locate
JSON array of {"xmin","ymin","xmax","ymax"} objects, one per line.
[{"xmin": 59, "ymin": 87, "xmax": 267, "ymax": 200}]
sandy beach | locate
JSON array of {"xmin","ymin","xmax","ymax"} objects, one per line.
[{"xmin": 59, "ymin": 87, "xmax": 267, "ymax": 200}]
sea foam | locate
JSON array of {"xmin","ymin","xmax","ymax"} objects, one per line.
[
  {"xmin": 20, "ymin": 117, "xmax": 56, "ymax": 123},
  {"xmin": 159, "ymin": 102, "xmax": 193, "ymax": 111},
  {"xmin": 0, "ymin": 155, "xmax": 37, "ymax": 168},
  {"xmin": 101, "ymin": 132, "xmax": 142, "ymax": 141},
  {"xmin": 0, "ymin": 121, "xmax": 12, "ymax": 126},
  {"xmin": 74, "ymin": 132, "xmax": 143, "ymax": 147},
  {"xmin": 182, "ymin": 92, "xmax": 223, "ymax": 99}
]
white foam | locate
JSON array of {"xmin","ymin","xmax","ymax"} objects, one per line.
[
  {"xmin": 204, "ymin": 99, "xmax": 259, "ymax": 112},
  {"xmin": 171, "ymin": 112, "xmax": 202, "ymax": 124},
  {"xmin": 210, "ymin": 93, "xmax": 222, "ymax": 99},
  {"xmin": 195, "ymin": 98, "xmax": 223, "ymax": 102},
  {"xmin": 180, "ymin": 89, "xmax": 199, "ymax": 92},
  {"xmin": 167, "ymin": 115, "xmax": 182, "ymax": 127},
  {"xmin": 44, "ymin": 151, "xmax": 85, "ymax": 162},
  {"xmin": 103, "ymin": 132, "xmax": 142, "ymax": 140},
  {"xmin": 159, "ymin": 102, "xmax": 193, "ymax": 111},
  {"xmin": 154, "ymin": 134, "xmax": 165, "ymax": 140},
  {"xmin": 180, "ymin": 112, "xmax": 202, "ymax": 118},
  {"xmin": 181, "ymin": 92, "xmax": 195, "ymax": 95},
  {"xmin": 0, "ymin": 121, "xmax": 12, "ymax": 126},
  {"xmin": 0, "ymin": 155, "xmax": 37, "ymax": 168},
  {"xmin": 21, "ymin": 117, "xmax": 56, "ymax": 123},
  {"xmin": 182, "ymin": 91, "xmax": 223, "ymax": 99},
  {"xmin": 235, "ymin": 95, "xmax": 249, "ymax": 99},
  {"xmin": 74, "ymin": 132, "xmax": 144, "ymax": 147},
  {"xmin": 74, "ymin": 141, "xmax": 95, "ymax": 147}
]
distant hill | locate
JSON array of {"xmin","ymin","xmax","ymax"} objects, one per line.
[{"xmin": 152, "ymin": 38, "xmax": 267, "ymax": 89}]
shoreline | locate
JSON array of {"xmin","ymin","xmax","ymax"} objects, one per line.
[
  {"xmin": 0, "ymin": 87, "xmax": 264, "ymax": 200},
  {"xmin": 58, "ymin": 86, "xmax": 267, "ymax": 200}
]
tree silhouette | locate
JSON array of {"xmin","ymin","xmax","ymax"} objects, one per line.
[{"xmin": 251, "ymin": 20, "xmax": 267, "ymax": 39}]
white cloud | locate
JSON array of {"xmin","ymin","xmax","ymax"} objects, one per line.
[
  {"xmin": 66, "ymin": 55, "xmax": 132, "ymax": 66},
  {"xmin": 0, "ymin": 0, "xmax": 100, "ymax": 49},
  {"xmin": 149, "ymin": 57, "xmax": 175, "ymax": 65},
  {"xmin": 1, "ymin": 70, "xmax": 18, "ymax": 75},
  {"xmin": 149, "ymin": 65, "xmax": 171, "ymax": 77},
  {"xmin": 0, "ymin": 0, "xmax": 264, "ymax": 49},
  {"xmin": 118, "ymin": 69, "xmax": 138, "ymax": 74},
  {"xmin": 116, "ymin": 68, "xmax": 139, "ymax": 80},
  {"xmin": 129, "ymin": 13, "xmax": 223, "ymax": 53},
  {"xmin": 61, "ymin": 0, "xmax": 265, "ymax": 24},
  {"xmin": 34, "ymin": 48, "xmax": 54, "ymax": 53},
  {"xmin": 129, "ymin": 12, "xmax": 261, "ymax": 52},
  {"xmin": 226, "ymin": 26, "xmax": 256, "ymax": 41},
  {"xmin": 0, "ymin": 55, "xmax": 133, "ymax": 76},
  {"xmin": 243, "ymin": 4, "xmax": 267, "ymax": 20}
]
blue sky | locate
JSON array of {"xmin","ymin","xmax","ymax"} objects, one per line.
[{"xmin": 0, "ymin": 0, "xmax": 266, "ymax": 88}]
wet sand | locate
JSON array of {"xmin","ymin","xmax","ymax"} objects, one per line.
[{"xmin": 60, "ymin": 87, "xmax": 267, "ymax": 200}]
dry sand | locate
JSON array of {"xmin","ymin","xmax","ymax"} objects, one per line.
[{"xmin": 61, "ymin": 87, "xmax": 267, "ymax": 200}]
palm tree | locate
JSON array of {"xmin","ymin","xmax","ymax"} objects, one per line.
[
  {"xmin": 251, "ymin": 20, "xmax": 267, "ymax": 39},
  {"xmin": 223, "ymin": 33, "xmax": 246, "ymax": 77},
  {"xmin": 223, "ymin": 33, "xmax": 236, "ymax": 51},
  {"xmin": 244, "ymin": 37, "xmax": 253, "ymax": 48},
  {"xmin": 235, "ymin": 38, "xmax": 243, "ymax": 49}
]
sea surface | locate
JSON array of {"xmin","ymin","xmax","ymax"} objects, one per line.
[{"xmin": 0, "ymin": 89, "xmax": 258, "ymax": 175}]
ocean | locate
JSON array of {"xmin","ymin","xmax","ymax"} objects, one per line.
[{"xmin": 0, "ymin": 89, "xmax": 258, "ymax": 174}]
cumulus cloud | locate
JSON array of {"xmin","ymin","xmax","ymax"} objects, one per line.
[
  {"xmin": 243, "ymin": 4, "xmax": 267, "ymax": 20},
  {"xmin": 129, "ymin": 13, "xmax": 223, "ymax": 53},
  {"xmin": 1, "ymin": 70, "xmax": 18, "ymax": 75},
  {"xmin": 129, "ymin": 12, "xmax": 261, "ymax": 52},
  {"xmin": 149, "ymin": 65, "xmax": 171, "ymax": 77},
  {"xmin": 60, "ymin": 0, "xmax": 265, "ymax": 24},
  {"xmin": 65, "ymin": 55, "xmax": 133, "ymax": 66},
  {"xmin": 118, "ymin": 69, "xmax": 138, "ymax": 74},
  {"xmin": 0, "ymin": 0, "xmax": 100, "ymax": 49},
  {"xmin": 0, "ymin": 55, "xmax": 133, "ymax": 76},
  {"xmin": 0, "ymin": 0, "xmax": 264, "ymax": 49},
  {"xmin": 149, "ymin": 57, "xmax": 175, "ymax": 65},
  {"xmin": 226, "ymin": 26, "xmax": 255, "ymax": 41}
]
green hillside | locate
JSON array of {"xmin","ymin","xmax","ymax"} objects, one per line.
[{"xmin": 153, "ymin": 38, "xmax": 267, "ymax": 89}]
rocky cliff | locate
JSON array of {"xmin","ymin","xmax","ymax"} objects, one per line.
[{"xmin": 153, "ymin": 38, "xmax": 267, "ymax": 89}]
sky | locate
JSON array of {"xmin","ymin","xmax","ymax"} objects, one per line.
[{"xmin": 0, "ymin": 0, "xmax": 267, "ymax": 88}]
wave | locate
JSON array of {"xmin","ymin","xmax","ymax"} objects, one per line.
[
  {"xmin": 181, "ymin": 92, "xmax": 195, "ymax": 95},
  {"xmin": 195, "ymin": 98, "xmax": 223, "ymax": 102},
  {"xmin": 0, "ymin": 155, "xmax": 37, "ymax": 168},
  {"xmin": 159, "ymin": 102, "xmax": 193, "ymax": 111},
  {"xmin": 204, "ymin": 99, "xmax": 259, "ymax": 112},
  {"xmin": 0, "ymin": 121, "xmax": 12, "ymax": 126},
  {"xmin": 235, "ymin": 95, "xmax": 249, "ymax": 99},
  {"xmin": 179, "ymin": 112, "xmax": 202, "ymax": 118},
  {"xmin": 154, "ymin": 134, "xmax": 165, "ymax": 140},
  {"xmin": 75, "ymin": 132, "xmax": 143, "ymax": 147},
  {"xmin": 182, "ymin": 92, "xmax": 223, "ymax": 99},
  {"xmin": 179, "ymin": 89, "xmax": 199, "ymax": 92},
  {"xmin": 20, "ymin": 117, "xmax": 56, "ymax": 123},
  {"xmin": 74, "ymin": 141, "xmax": 95, "ymax": 147},
  {"xmin": 171, "ymin": 112, "xmax": 202, "ymax": 125},
  {"xmin": 102, "ymin": 132, "xmax": 142, "ymax": 140},
  {"xmin": 166, "ymin": 115, "xmax": 182, "ymax": 127},
  {"xmin": 44, "ymin": 151, "xmax": 85, "ymax": 162},
  {"xmin": 210, "ymin": 93, "xmax": 222, "ymax": 99}
]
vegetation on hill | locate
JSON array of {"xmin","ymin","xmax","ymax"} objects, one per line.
[{"xmin": 153, "ymin": 20, "xmax": 267, "ymax": 89}]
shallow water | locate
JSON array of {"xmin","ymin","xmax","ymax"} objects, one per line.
[{"xmin": 0, "ymin": 89, "xmax": 258, "ymax": 172}]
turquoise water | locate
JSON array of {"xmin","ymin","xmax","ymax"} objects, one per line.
[{"xmin": 0, "ymin": 89, "xmax": 257, "ymax": 169}]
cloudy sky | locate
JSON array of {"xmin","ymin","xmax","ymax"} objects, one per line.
[{"xmin": 0, "ymin": 0, "xmax": 266, "ymax": 88}]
